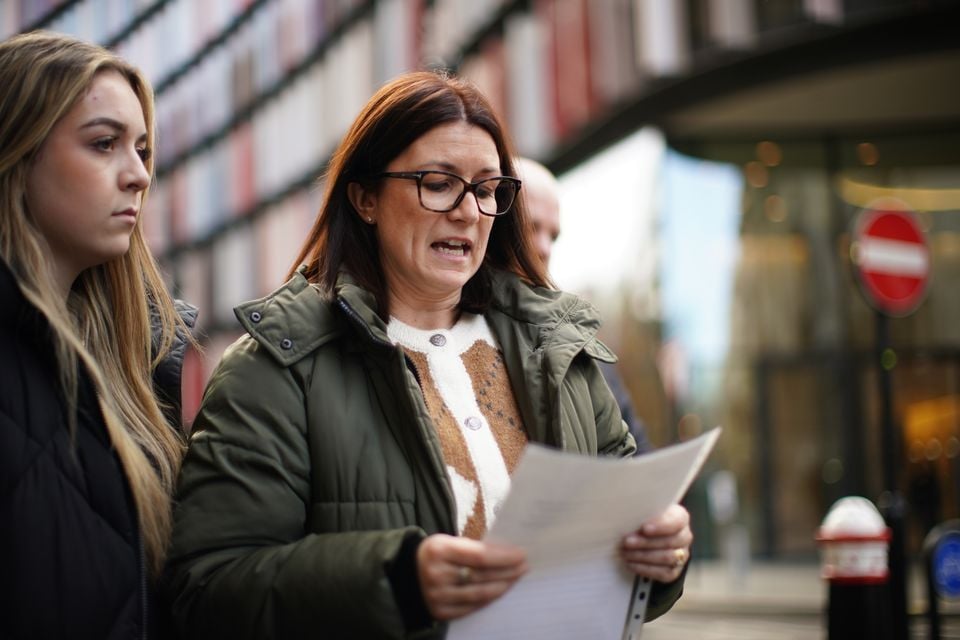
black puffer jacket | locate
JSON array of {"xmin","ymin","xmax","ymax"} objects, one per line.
[{"xmin": 0, "ymin": 259, "xmax": 195, "ymax": 639}]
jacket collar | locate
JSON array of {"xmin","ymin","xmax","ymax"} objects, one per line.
[
  {"xmin": 234, "ymin": 266, "xmax": 616, "ymax": 367},
  {"xmin": 0, "ymin": 258, "xmax": 54, "ymax": 352},
  {"xmin": 335, "ymin": 272, "xmax": 392, "ymax": 347},
  {"xmin": 0, "ymin": 257, "xmax": 22, "ymax": 319}
]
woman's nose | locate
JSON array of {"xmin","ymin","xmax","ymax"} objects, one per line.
[
  {"xmin": 449, "ymin": 191, "xmax": 483, "ymax": 222},
  {"xmin": 123, "ymin": 153, "xmax": 151, "ymax": 192}
]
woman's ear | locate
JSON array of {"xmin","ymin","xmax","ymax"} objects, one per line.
[{"xmin": 347, "ymin": 182, "xmax": 377, "ymax": 225}]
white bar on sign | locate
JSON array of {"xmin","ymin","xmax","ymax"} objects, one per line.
[{"xmin": 859, "ymin": 238, "xmax": 929, "ymax": 276}]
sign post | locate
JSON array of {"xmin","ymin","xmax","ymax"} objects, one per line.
[{"xmin": 852, "ymin": 200, "xmax": 931, "ymax": 640}]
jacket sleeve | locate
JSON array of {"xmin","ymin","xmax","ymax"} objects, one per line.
[
  {"xmin": 165, "ymin": 337, "xmax": 427, "ymax": 640},
  {"xmin": 647, "ymin": 566, "xmax": 686, "ymax": 621}
]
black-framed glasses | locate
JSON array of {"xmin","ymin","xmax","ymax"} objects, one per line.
[{"xmin": 378, "ymin": 170, "xmax": 521, "ymax": 217}]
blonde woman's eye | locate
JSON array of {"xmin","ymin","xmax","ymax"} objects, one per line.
[
  {"xmin": 92, "ymin": 137, "xmax": 116, "ymax": 152},
  {"xmin": 137, "ymin": 147, "xmax": 152, "ymax": 162}
]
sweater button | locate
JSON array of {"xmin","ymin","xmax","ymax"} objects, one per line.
[
  {"xmin": 464, "ymin": 416, "xmax": 482, "ymax": 430},
  {"xmin": 280, "ymin": 338, "xmax": 293, "ymax": 350},
  {"xmin": 250, "ymin": 311, "xmax": 262, "ymax": 323},
  {"xmin": 429, "ymin": 333, "xmax": 446, "ymax": 347}
]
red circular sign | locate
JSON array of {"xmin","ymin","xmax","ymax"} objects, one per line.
[{"xmin": 853, "ymin": 202, "xmax": 930, "ymax": 316}]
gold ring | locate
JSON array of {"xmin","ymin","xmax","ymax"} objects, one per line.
[
  {"xmin": 456, "ymin": 565, "xmax": 473, "ymax": 586},
  {"xmin": 673, "ymin": 548, "xmax": 687, "ymax": 567}
]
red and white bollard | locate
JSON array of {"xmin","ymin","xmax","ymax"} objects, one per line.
[{"xmin": 816, "ymin": 497, "xmax": 894, "ymax": 640}]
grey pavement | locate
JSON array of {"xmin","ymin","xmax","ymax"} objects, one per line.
[
  {"xmin": 644, "ymin": 612, "xmax": 822, "ymax": 640},
  {"xmin": 642, "ymin": 561, "xmax": 824, "ymax": 639},
  {"xmin": 640, "ymin": 560, "xmax": 960, "ymax": 640}
]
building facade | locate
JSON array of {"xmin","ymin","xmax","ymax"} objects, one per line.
[{"xmin": 8, "ymin": 0, "xmax": 958, "ymax": 563}]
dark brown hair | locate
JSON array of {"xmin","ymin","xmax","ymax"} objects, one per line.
[{"xmin": 289, "ymin": 71, "xmax": 550, "ymax": 315}]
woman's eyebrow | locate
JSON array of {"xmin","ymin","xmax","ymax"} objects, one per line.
[
  {"xmin": 80, "ymin": 116, "xmax": 147, "ymax": 139},
  {"xmin": 424, "ymin": 160, "xmax": 500, "ymax": 175},
  {"xmin": 80, "ymin": 116, "xmax": 127, "ymax": 132}
]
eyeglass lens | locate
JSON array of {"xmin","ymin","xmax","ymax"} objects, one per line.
[{"xmin": 419, "ymin": 172, "xmax": 517, "ymax": 215}]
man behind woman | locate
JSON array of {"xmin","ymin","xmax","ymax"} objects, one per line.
[
  {"xmin": 517, "ymin": 156, "xmax": 654, "ymax": 453},
  {"xmin": 0, "ymin": 31, "xmax": 195, "ymax": 638}
]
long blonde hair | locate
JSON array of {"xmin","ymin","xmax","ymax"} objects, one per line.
[{"xmin": 0, "ymin": 31, "xmax": 185, "ymax": 576}]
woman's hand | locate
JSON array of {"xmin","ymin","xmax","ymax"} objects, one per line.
[
  {"xmin": 620, "ymin": 504, "xmax": 692, "ymax": 583},
  {"xmin": 417, "ymin": 533, "xmax": 528, "ymax": 621}
]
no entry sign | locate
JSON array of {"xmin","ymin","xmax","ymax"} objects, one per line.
[{"xmin": 853, "ymin": 201, "xmax": 930, "ymax": 316}]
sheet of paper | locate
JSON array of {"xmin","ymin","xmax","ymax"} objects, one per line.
[{"xmin": 447, "ymin": 428, "xmax": 721, "ymax": 640}]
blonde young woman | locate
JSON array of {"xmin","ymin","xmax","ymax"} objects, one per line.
[{"xmin": 0, "ymin": 32, "xmax": 195, "ymax": 638}]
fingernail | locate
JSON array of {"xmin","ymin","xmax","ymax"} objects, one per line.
[{"xmin": 625, "ymin": 534, "xmax": 640, "ymax": 545}]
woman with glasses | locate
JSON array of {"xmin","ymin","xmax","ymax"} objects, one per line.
[{"xmin": 166, "ymin": 71, "xmax": 689, "ymax": 639}]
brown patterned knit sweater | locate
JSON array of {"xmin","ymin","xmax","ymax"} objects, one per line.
[{"xmin": 387, "ymin": 313, "xmax": 528, "ymax": 539}]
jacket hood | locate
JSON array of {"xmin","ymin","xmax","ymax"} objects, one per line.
[
  {"xmin": 486, "ymin": 269, "xmax": 617, "ymax": 364},
  {"xmin": 234, "ymin": 267, "xmax": 343, "ymax": 367}
]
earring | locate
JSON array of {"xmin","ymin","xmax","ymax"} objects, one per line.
[{"xmin": 366, "ymin": 217, "xmax": 373, "ymax": 223}]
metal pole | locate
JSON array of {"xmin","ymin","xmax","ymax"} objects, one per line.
[
  {"xmin": 876, "ymin": 310, "xmax": 909, "ymax": 640},
  {"xmin": 927, "ymin": 547, "xmax": 941, "ymax": 640}
]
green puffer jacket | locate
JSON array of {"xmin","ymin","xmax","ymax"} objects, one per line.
[{"xmin": 166, "ymin": 268, "xmax": 684, "ymax": 639}]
